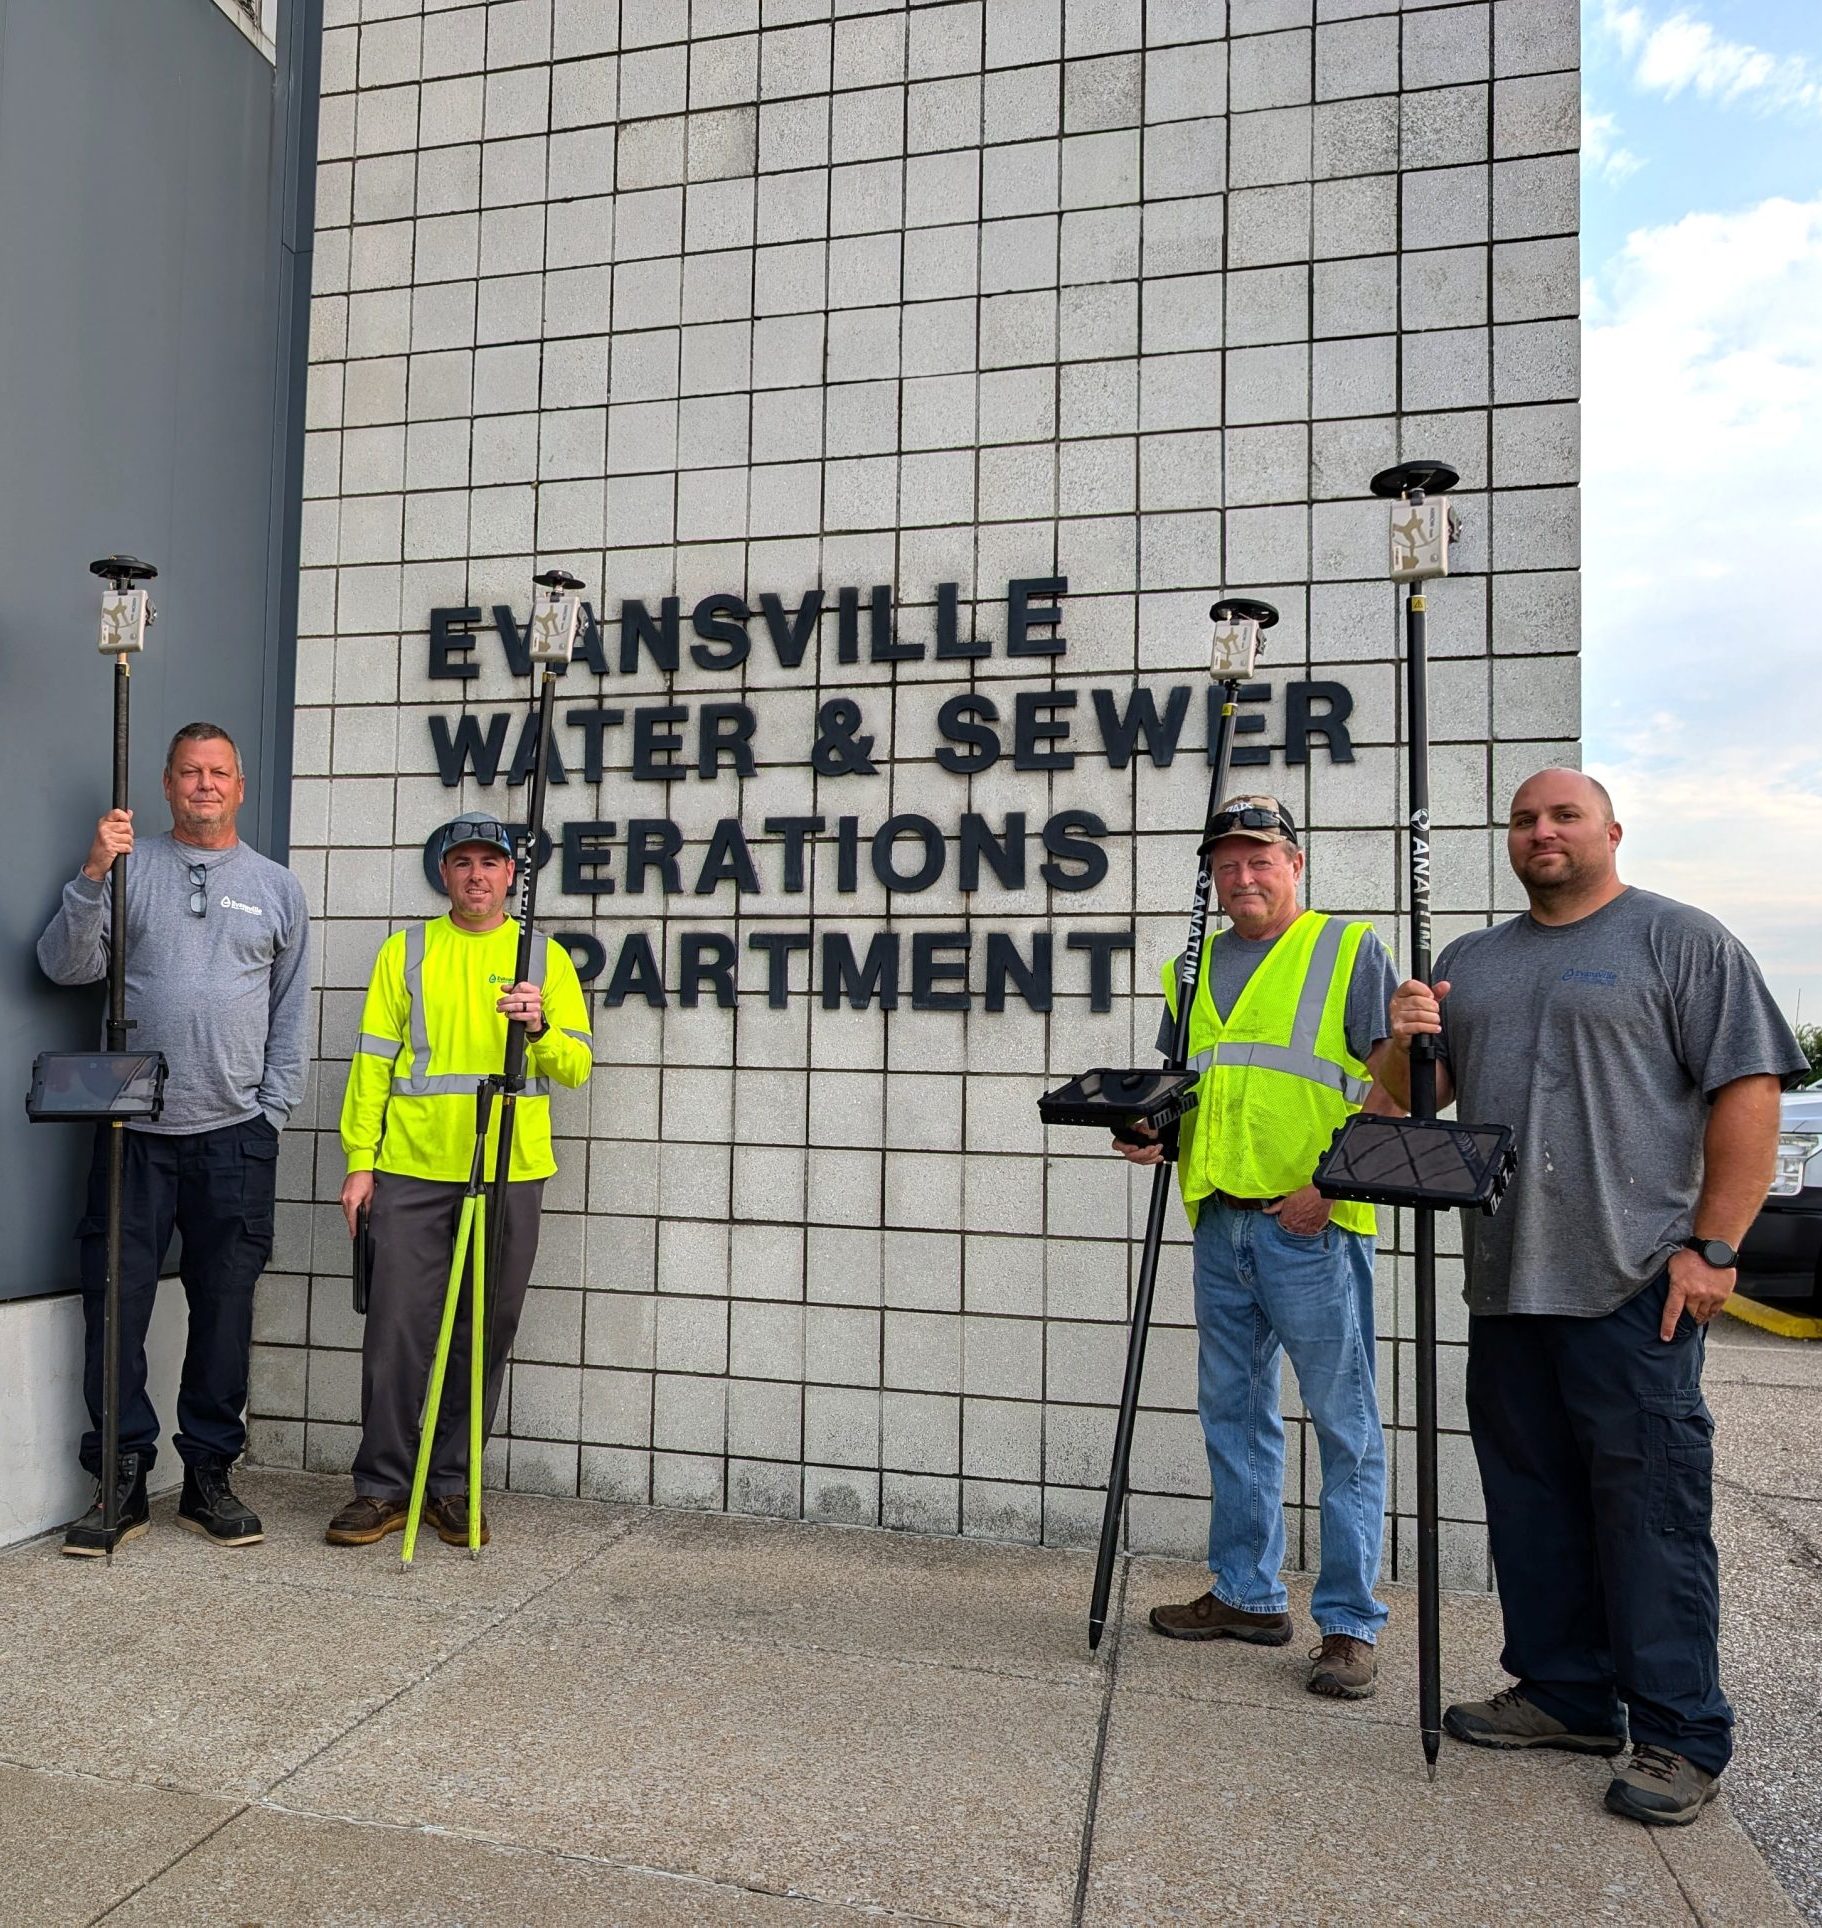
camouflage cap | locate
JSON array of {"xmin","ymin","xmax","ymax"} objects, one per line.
[{"xmin": 1198, "ymin": 794, "xmax": 1300, "ymax": 853}]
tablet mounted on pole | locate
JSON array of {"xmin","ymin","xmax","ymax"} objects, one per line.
[
  {"xmin": 25, "ymin": 557, "xmax": 169, "ymax": 1563},
  {"xmin": 1313, "ymin": 463, "xmax": 1516, "ymax": 1779},
  {"xmin": 1038, "ymin": 595, "xmax": 1277, "ymax": 1649}
]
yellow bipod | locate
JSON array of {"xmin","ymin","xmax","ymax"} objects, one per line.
[{"xmin": 400, "ymin": 1084, "xmax": 493, "ymax": 1563}]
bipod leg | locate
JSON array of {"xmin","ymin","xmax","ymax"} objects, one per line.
[
  {"xmin": 403, "ymin": 1083, "xmax": 497, "ymax": 1566},
  {"xmin": 1088, "ymin": 1157, "xmax": 1175, "ymax": 1648},
  {"xmin": 481, "ymin": 1087, "xmax": 519, "ymax": 1463},
  {"xmin": 469, "ymin": 1189, "xmax": 486, "ymax": 1558},
  {"xmin": 401, "ymin": 1194, "xmax": 476, "ymax": 1565}
]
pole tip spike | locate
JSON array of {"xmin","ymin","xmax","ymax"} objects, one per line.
[
  {"xmin": 1426, "ymin": 1761, "xmax": 1438, "ymax": 1785},
  {"xmin": 1088, "ymin": 1621, "xmax": 1104, "ymax": 1652}
]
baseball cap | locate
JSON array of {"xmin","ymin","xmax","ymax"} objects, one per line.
[
  {"xmin": 1198, "ymin": 794, "xmax": 1299, "ymax": 854},
  {"xmin": 436, "ymin": 815, "xmax": 516, "ymax": 864}
]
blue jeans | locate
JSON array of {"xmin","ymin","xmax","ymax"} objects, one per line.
[{"xmin": 1193, "ymin": 1202, "xmax": 1389, "ymax": 1643}]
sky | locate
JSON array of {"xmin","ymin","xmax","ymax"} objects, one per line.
[{"xmin": 1578, "ymin": 0, "xmax": 1822, "ymax": 1024}]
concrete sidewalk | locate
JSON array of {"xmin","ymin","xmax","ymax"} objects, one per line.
[
  {"xmin": 0, "ymin": 1460, "xmax": 1805, "ymax": 1928},
  {"xmin": 1705, "ymin": 1317, "xmax": 1822, "ymax": 1924}
]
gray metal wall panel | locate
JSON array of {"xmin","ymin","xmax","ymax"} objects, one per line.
[{"xmin": 0, "ymin": 0, "xmax": 304, "ymax": 1301}]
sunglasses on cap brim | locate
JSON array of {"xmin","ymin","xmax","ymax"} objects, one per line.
[
  {"xmin": 1204, "ymin": 805, "xmax": 1298, "ymax": 843},
  {"xmin": 441, "ymin": 819, "xmax": 514, "ymax": 855}
]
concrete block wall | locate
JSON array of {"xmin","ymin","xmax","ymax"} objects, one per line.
[{"xmin": 258, "ymin": 0, "xmax": 1581, "ymax": 1587}]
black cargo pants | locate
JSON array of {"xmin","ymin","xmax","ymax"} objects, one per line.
[
  {"xmin": 77, "ymin": 1115, "xmax": 279, "ymax": 1475},
  {"xmin": 1467, "ymin": 1272, "xmax": 1732, "ymax": 1775}
]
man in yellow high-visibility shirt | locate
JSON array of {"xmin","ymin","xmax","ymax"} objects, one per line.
[
  {"xmin": 1115, "ymin": 796, "xmax": 1399, "ymax": 1700},
  {"xmin": 325, "ymin": 816, "xmax": 593, "ymax": 1549}
]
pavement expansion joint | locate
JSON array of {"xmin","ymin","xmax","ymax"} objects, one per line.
[
  {"xmin": 245, "ymin": 1799, "xmax": 974, "ymax": 1925},
  {"xmin": 1652, "ymin": 1847, "xmax": 1727, "ymax": 1928},
  {"xmin": 513, "ymin": 1599, "xmax": 1099, "ymax": 1690},
  {"xmin": 1070, "ymin": 1555, "xmax": 1129, "ymax": 1928},
  {"xmin": 252, "ymin": 1513, "xmax": 611, "ymax": 1811},
  {"xmin": 1111, "ymin": 1671, "xmax": 1417, "ymax": 1730},
  {"xmin": 85, "ymin": 1803, "xmax": 250, "ymax": 1928}
]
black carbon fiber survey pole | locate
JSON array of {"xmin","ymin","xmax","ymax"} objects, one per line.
[
  {"xmin": 100, "ymin": 653, "xmax": 131, "ymax": 1549},
  {"xmin": 1405, "ymin": 578, "xmax": 1443, "ymax": 1779},
  {"xmin": 1087, "ymin": 679, "xmax": 1244, "ymax": 1650},
  {"xmin": 480, "ymin": 662, "xmax": 559, "ymax": 1433}
]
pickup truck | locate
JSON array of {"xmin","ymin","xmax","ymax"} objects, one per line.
[{"xmin": 1739, "ymin": 1079, "xmax": 1822, "ymax": 1313}]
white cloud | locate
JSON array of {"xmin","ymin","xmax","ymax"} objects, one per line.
[
  {"xmin": 1581, "ymin": 98, "xmax": 1647, "ymax": 182},
  {"xmin": 1584, "ymin": 194, "xmax": 1822, "ymax": 1015},
  {"xmin": 1595, "ymin": 1, "xmax": 1822, "ymax": 118}
]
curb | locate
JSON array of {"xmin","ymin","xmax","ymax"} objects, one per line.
[{"xmin": 1721, "ymin": 1293, "xmax": 1822, "ymax": 1341}]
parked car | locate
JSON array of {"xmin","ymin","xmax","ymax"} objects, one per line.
[{"xmin": 1739, "ymin": 1078, "xmax": 1822, "ymax": 1313}]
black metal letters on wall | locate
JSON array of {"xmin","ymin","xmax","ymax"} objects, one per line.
[{"xmin": 421, "ymin": 580, "xmax": 1358, "ymax": 1011}]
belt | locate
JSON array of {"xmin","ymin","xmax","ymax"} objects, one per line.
[{"xmin": 1209, "ymin": 1189, "xmax": 1283, "ymax": 1212}]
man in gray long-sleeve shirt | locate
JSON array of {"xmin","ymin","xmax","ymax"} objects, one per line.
[{"xmin": 38, "ymin": 721, "xmax": 310, "ymax": 1556}]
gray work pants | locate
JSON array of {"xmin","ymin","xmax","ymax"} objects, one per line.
[{"xmin": 352, "ymin": 1171, "xmax": 545, "ymax": 1502}]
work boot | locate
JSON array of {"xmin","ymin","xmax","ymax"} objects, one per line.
[
  {"xmin": 61, "ymin": 1452, "xmax": 151, "ymax": 1558},
  {"xmin": 426, "ymin": 1493, "xmax": 490, "ymax": 1548},
  {"xmin": 1444, "ymin": 1686, "xmax": 1625, "ymax": 1756},
  {"xmin": 177, "ymin": 1462, "xmax": 265, "ymax": 1547},
  {"xmin": 1604, "ymin": 1746, "xmax": 1720, "ymax": 1827},
  {"xmin": 1308, "ymin": 1634, "xmax": 1378, "ymax": 1700},
  {"xmin": 1148, "ymin": 1590, "xmax": 1292, "ymax": 1645},
  {"xmin": 325, "ymin": 1494, "xmax": 408, "ymax": 1546}
]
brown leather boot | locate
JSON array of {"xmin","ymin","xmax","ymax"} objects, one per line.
[
  {"xmin": 1308, "ymin": 1634, "xmax": 1378, "ymax": 1699},
  {"xmin": 1148, "ymin": 1591, "xmax": 1293, "ymax": 1645},
  {"xmin": 426, "ymin": 1493, "xmax": 490, "ymax": 1548},
  {"xmin": 324, "ymin": 1494, "xmax": 407, "ymax": 1546}
]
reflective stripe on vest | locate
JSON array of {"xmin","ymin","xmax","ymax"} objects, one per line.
[
  {"xmin": 401, "ymin": 922, "xmax": 435, "ymax": 1093},
  {"xmin": 395, "ymin": 922, "xmax": 551, "ymax": 1098},
  {"xmin": 1167, "ymin": 911, "xmax": 1377, "ymax": 1235},
  {"xmin": 1182, "ymin": 916, "xmax": 1369, "ymax": 1103}
]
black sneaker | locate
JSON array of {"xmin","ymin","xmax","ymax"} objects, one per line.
[
  {"xmin": 177, "ymin": 1462, "xmax": 264, "ymax": 1547},
  {"xmin": 62, "ymin": 1452, "xmax": 151, "ymax": 1558}
]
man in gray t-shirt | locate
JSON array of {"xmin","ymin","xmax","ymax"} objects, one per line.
[{"xmin": 1380, "ymin": 768, "xmax": 1801, "ymax": 1827}]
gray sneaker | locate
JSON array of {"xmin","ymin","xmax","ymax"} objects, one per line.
[
  {"xmin": 1604, "ymin": 1746, "xmax": 1720, "ymax": 1826},
  {"xmin": 1443, "ymin": 1686, "xmax": 1625, "ymax": 1756}
]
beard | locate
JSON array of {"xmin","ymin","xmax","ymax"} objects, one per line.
[{"xmin": 1517, "ymin": 848, "xmax": 1592, "ymax": 899}]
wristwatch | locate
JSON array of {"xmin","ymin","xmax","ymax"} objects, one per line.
[{"xmin": 1682, "ymin": 1236, "xmax": 1739, "ymax": 1269}]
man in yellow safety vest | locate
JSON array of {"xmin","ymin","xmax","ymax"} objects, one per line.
[
  {"xmin": 1116, "ymin": 795, "xmax": 1398, "ymax": 1699},
  {"xmin": 325, "ymin": 816, "xmax": 594, "ymax": 1550}
]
